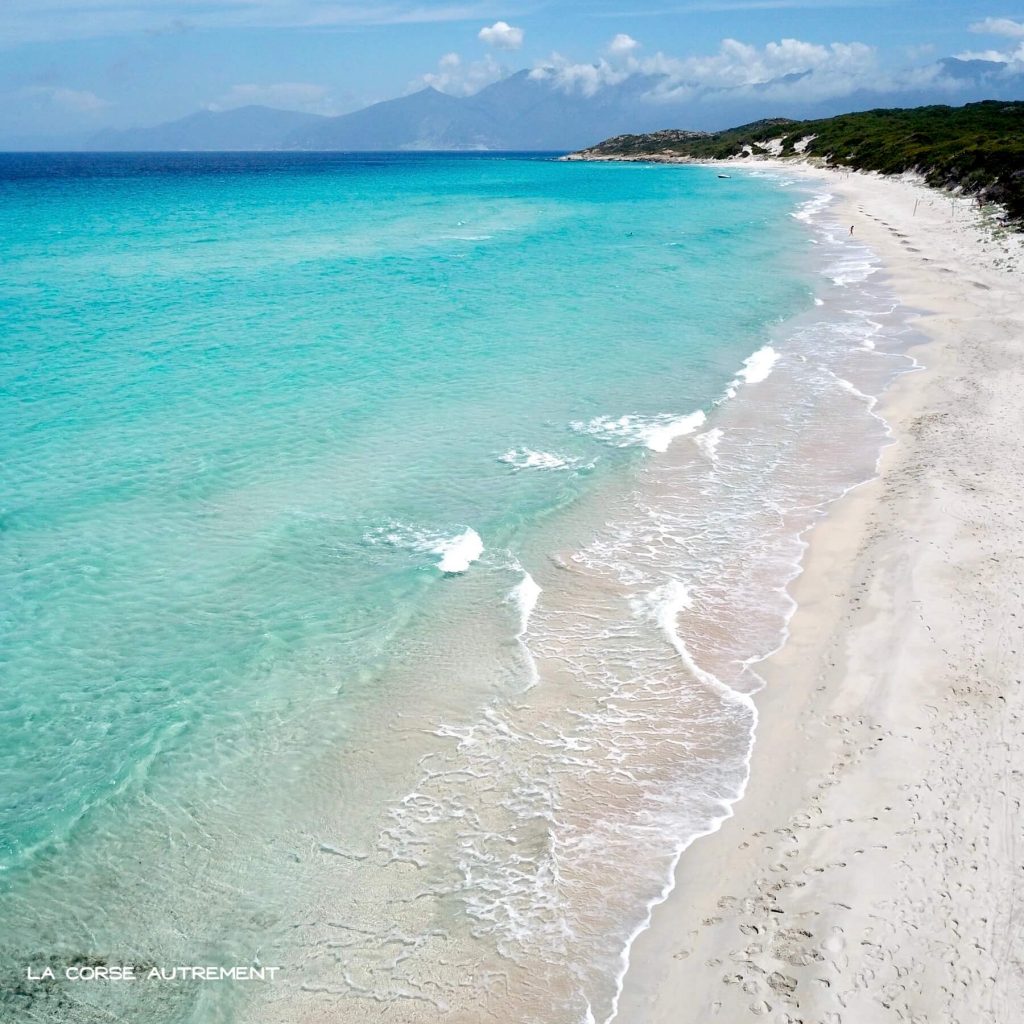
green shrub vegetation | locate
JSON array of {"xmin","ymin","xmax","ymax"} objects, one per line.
[{"xmin": 574, "ymin": 102, "xmax": 1024, "ymax": 223}]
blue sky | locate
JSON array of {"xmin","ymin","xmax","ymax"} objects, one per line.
[{"xmin": 1, "ymin": 1, "xmax": 1022, "ymax": 139}]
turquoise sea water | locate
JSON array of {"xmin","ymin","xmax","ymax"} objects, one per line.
[{"xmin": 0, "ymin": 153, "xmax": 907, "ymax": 1023}]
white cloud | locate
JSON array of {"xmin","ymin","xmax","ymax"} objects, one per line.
[
  {"xmin": 608, "ymin": 33, "xmax": 640, "ymax": 56},
  {"xmin": 961, "ymin": 16, "xmax": 1024, "ymax": 65},
  {"xmin": 532, "ymin": 33, "xmax": 876, "ymax": 96},
  {"xmin": 530, "ymin": 33, "xmax": 650, "ymax": 96},
  {"xmin": 528, "ymin": 55, "xmax": 627, "ymax": 96},
  {"xmin": 478, "ymin": 19, "xmax": 523, "ymax": 50},
  {"xmin": 671, "ymin": 37, "xmax": 875, "ymax": 90},
  {"xmin": 530, "ymin": 31, "xmax": 970, "ymax": 107},
  {"xmin": 19, "ymin": 86, "xmax": 110, "ymax": 113},
  {"xmin": 207, "ymin": 82, "xmax": 331, "ymax": 112},
  {"xmin": 969, "ymin": 16, "xmax": 1024, "ymax": 38},
  {"xmin": 955, "ymin": 45, "xmax": 1024, "ymax": 64},
  {"xmin": 420, "ymin": 52, "xmax": 508, "ymax": 95}
]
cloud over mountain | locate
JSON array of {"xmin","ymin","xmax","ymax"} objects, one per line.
[
  {"xmin": 420, "ymin": 51, "xmax": 508, "ymax": 95},
  {"xmin": 961, "ymin": 16, "xmax": 1024, "ymax": 65},
  {"xmin": 530, "ymin": 33, "xmax": 896, "ymax": 103}
]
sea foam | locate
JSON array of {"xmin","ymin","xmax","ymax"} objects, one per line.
[
  {"xmin": 572, "ymin": 410, "xmax": 706, "ymax": 453},
  {"xmin": 365, "ymin": 521, "xmax": 484, "ymax": 573},
  {"xmin": 512, "ymin": 570, "xmax": 542, "ymax": 637},
  {"xmin": 736, "ymin": 345, "xmax": 780, "ymax": 384},
  {"xmin": 499, "ymin": 448, "xmax": 578, "ymax": 471},
  {"xmin": 509, "ymin": 566, "xmax": 542, "ymax": 689},
  {"xmin": 434, "ymin": 528, "xmax": 484, "ymax": 573},
  {"xmin": 694, "ymin": 427, "xmax": 724, "ymax": 465},
  {"xmin": 792, "ymin": 191, "xmax": 832, "ymax": 224}
]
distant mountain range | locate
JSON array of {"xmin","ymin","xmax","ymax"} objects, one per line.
[{"xmin": 78, "ymin": 59, "xmax": 1024, "ymax": 152}]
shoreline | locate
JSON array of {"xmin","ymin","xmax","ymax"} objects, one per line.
[{"xmin": 613, "ymin": 161, "xmax": 1024, "ymax": 1021}]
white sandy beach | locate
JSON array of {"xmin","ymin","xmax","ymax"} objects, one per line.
[{"xmin": 614, "ymin": 163, "xmax": 1024, "ymax": 1022}]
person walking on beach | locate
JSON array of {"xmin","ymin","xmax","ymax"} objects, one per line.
[{"xmin": 849, "ymin": 224, "xmax": 855, "ymax": 236}]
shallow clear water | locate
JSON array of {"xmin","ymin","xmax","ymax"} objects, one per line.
[{"xmin": 0, "ymin": 153, "xmax": 909, "ymax": 1023}]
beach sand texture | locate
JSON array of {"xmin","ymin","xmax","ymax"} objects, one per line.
[{"xmin": 616, "ymin": 165, "xmax": 1024, "ymax": 1022}]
